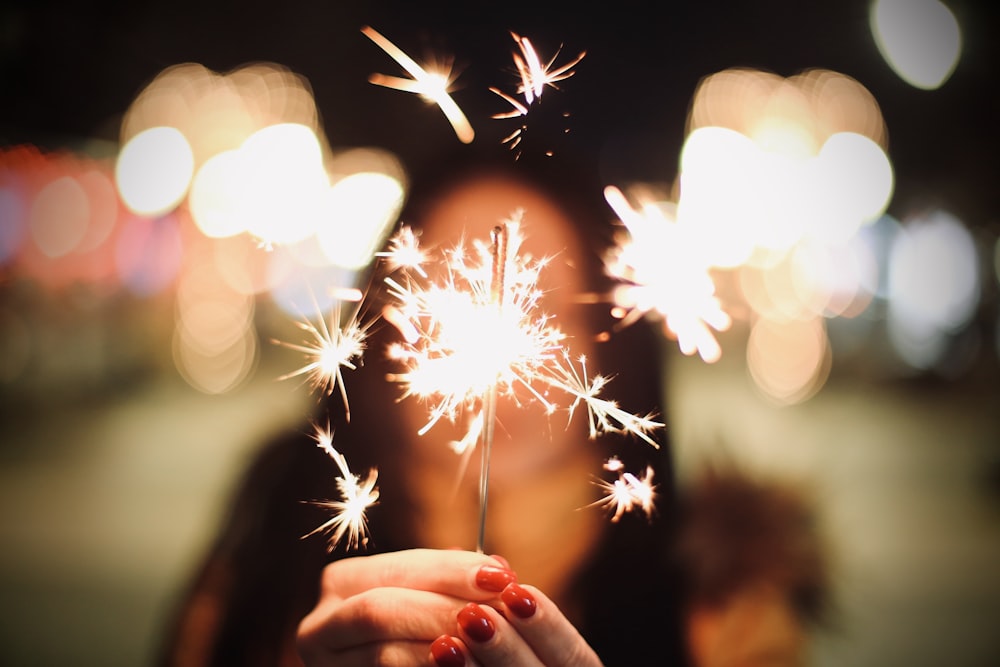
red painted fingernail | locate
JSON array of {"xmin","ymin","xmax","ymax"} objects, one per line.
[
  {"xmin": 502, "ymin": 583, "xmax": 537, "ymax": 618},
  {"xmin": 430, "ymin": 635, "xmax": 465, "ymax": 667},
  {"xmin": 457, "ymin": 603, "xmax": 495, "ymax": 642},
  {"xmin": 476, "ymin": 564, "xmax": 517, "ymax": 592},
  {"xmin": 489, "ymin": 554, "xmax": 512, "ymax": 570}
]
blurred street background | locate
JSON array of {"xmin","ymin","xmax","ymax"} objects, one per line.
[{"xmin": 2, "ymin": 1, "xmax": 999, "ymax": 665}]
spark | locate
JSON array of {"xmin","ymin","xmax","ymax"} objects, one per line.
[
  {"xmin": 380, "ymin": 212, "xmax": 660, "ymax": 450},
  {"xmin": 273, "ymin": 295, "xmax": 370, "ymax": 421},
  {"xmin": 544, "ymin": 351, "xmax": 663, "ymax": 448},
  {"xmin": 303, "ymin": 422, "xmax": 380, "ymax": 551},
  {"xmin": 589, "ymin": 457, "xmax": 657, "ymax": 522},
  {"xmin": 362, "ymin": 25, "xmax": 475, "ymax": 144},
  {"xmin": 489, "ymin": 31, "xmax": 585, "ymax": 156},
  {"xmin": 491, "ymin": 31, "xmax": 586, "ymax": 112},
  {"xmin": 374, "ymin": 224, "xmax": 429, "ymax": 277},
  {"xmin": 603, "ymin": 185, "xmax": 732, "ymax": 363}
]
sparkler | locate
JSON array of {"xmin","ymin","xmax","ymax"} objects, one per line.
[
  {"xmin": 603, "ymin": 185, "xmax": 732, "ymax": 363},
  {"xmin": 590, "ymin": 457, "xmax": 657, "ymax": 522},
  {"xmin": 275, "ymin": 294, "xmax": 380, "ymax": 550},
  {"xmin": 378, "ymin": 212, "xmax": 662, "ymax": 550},
  {"xmin": 490, "ymin": 31, "xmax": 586, "ymax": 155},
  {"xmin": 303, "ymin": 422, "xmax": 380, "ymax": 550},
  {"xmin": 273, "ymin": 292, "xmax": 370, "ymax": 421},
  {"xmin": 361, "ymin": 25, "xmax": 475, "ymax": 144},
  {"xmin": 546, "ymin": 351, "xmax": 662, "ymax": 449}
]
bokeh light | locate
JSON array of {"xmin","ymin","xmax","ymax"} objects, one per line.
[
  {"xmin": 871, "ymin": 0, "xmax": 962, "ymax": 90},
  {"xmin": 239, "ymin": 123, "xmax": 330, "ymax": 246},
  {"xmin": 631, "ymin": 66, "xmax": 896, "ymax": 401},
  {"xmin": 188, "ymin": 149, "xmax": 249, "ymax": 239},
  {"xmin": 813, "ymin": 132, "xmax": 893, "ymax": 242},
  {"xmin": 0, "ymin": 181, "xmax": 28, "ymax": 265},
  {"xmin": 746, "ymin": 316, "xmax": 831, "ymax": 405},
  {"xmin": 887, "ymin": 209, "xmax": 980, "ymax": 369},
  {"xmin": 173, "ymin": 243, "xmax": 258, "ymax": 395},
  {"xmin": 316, "ymin": 171, "xmax": 405, "ymax": 269},
  {"xmin": 115, "ymin": 127, "xmax": 194, "ymax": 216},
  {"xmin": 75, "ymin": 169, "xmax": 120, "ymax": 253},
  {"xmin": 115, "ymin": 213, "xmax": 184, "ymax": 296},
  {"xmin": 28, "ymin": 176, "xmax": 90, "ymax": 258}
]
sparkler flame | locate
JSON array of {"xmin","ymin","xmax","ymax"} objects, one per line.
[
  {"xmin": 303, "ymin": 423, "xmax": 380, "ymax": 550},
  {"xmin": 491, "ymin": 31, "xmax": 586, "ymax": 114},
  {"xmin": 380, "ymin": 211, "xmax": 661, "ymax": 450},
  {"xmin": 490, "ymin": 32, "xmax": 586, "ymax": 155},
  {"xmin": 275, "ymin": 292, "xmax": 381, "ymax": 550},
  {"xmin": 590, "ymin": 456, "xmax": 657, "ymax": 522},
  {"xmin": 382, "ymin": 215, "xmax": 563, "ymax": 439},
  {"xmin": 362, "ymin": 25, "xmax": 475, "ymax": 144},
  {"xmin": 603, "ymin": 185, "xmax": 732, "ymax": 363},
  {"xmin": 273, "ymin": 296, "xmax": 370, "ymax": 422},
  {"xmin": 545, "ymin": 352, "xmax": 662, "ymax": 448}
]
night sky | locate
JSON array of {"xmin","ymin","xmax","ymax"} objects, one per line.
[{"xmin": 2, "ymin": 0, "xmax": 998, "ymax": 228}]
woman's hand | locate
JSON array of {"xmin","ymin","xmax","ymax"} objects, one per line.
[
  {"xmin": 429, "ymin": 583, "xmax": 604, "ymax": 667},
  {"xmin": 296, "ymin": 548, "xmax": 603, "ymax": 667},
  {"xmin": 297, "ymin": 549, "xmax": 513, "ymax": 666}
]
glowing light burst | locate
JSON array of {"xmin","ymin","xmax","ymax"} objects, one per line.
[
  {"xmin": 379, "ymin": 211, "xmax": 661, "ymax": 451},
  {"xmin": 590, "ymin": 457, "xmax": 657, "ymax": 522},
  {"xmin": 362, "ymin": 25, "xmax": 475, "ymax": 144},
  {"xmin": 547, "ymin": 352, "xmax": 662, "ymax": 448},
  {"xmin": 382, "ymin": 214, "xmax": 563, "ymax": 441},
  {"xmin": 603, "ymin": 185, "xmax": 732, "ymax": 363},
  {"xmin": 303, "ymin": 422, "xmax": 380, "ymax": 551},
  {"xmin": 490, "ymin": 32, "xmax": 586, "ymax": 154},
  {"xmin": 274, "ymin": 295, "xmax": 370, "ymax": 421},
  {"xmin": 491, "ymin": 31, "xmax": 586, "ymax": 113},
  {"xmin": 374, "ymin": 224, "xmax": 429, "ymax": 277}
]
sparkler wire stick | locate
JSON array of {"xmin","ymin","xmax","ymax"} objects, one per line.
[{"xmin": 477, "ymin": 223, "xmax": 509, "ymax": 553}]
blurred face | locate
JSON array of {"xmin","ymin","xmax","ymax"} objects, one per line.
[{"xmin": 394, "ymin": 171, "xmax": 597, "ymax": 480}]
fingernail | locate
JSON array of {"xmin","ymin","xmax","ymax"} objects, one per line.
[
  {"xmin": 476, "ymin": 564, "xmax": 517, "ymax": 592},
  {"xmin": 457, "ymin": 603, "xmax": 495, "ymax": 642},
  {"xmin": 489, "ymin": 554, "xmax": 512, "ymax": 570},
  {"xmin": 430, "ymin": 635, "xmax": 465, "ymax": 667},
  {"xmin": 502, "ymin": 583, "xmax": 537, "ymax": 618}
]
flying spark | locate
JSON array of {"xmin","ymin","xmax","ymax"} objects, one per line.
[
  {"xmin": 274, "ymin": 295, "xmax": 370, "ymax": 421},
  {"xmin": 603, "ymin": 185, "xmax": 732, "ymax": 363},
  {"xmin": 589, "ymin": 457, "xmax": 657, "ymax": 522},
  {"xmin": 490, "ymin": 32, "xmax": 585, "ymax": 156},
  {"xmin": 546, "ymin": 351, "xmax": 663, "ymax": 448},
  {"xmin": 362, "ymin": 25, "xmax": 475, "ymax": 144},
  {"xmin": 491, "ymin": 31, "xmax": 586, "ymax": 113},
  {"xmin": 303, "ymin": 422, "xmax": 380, "ymax": 550},
  {"xmin": 374, "ymin": 224, "xmax": 430, "ymax": 277}
]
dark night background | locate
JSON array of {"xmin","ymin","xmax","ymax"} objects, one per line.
[
  {"xmin": 2, "ymin": 2, "xmax": 999, "ymax": 666},
  {"xmin": 2, "ymin": 1, "xmax": 998, "ymax": 224}
]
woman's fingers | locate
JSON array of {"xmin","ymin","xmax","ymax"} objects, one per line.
[
  {"xmin": 453, "ymin": 602, "xmax": 546, "ymax": 667},
  {"xmin": 498, "ymin": 584, "xmax": 604, "ymax": 667},
  {"xmin": 430, "ymin": 585, "xmax": 604, "ymax": 667},
  {"xmin": 298, "ymin": 587, "xmax": 464, "ymax": 652},
  {"xmin": 300, "ymin": 549, "xmax": 603, "ymax": 667},
  {"xmin": 318, "ymin": 549, "xmax": 513, "ymax": 601}
]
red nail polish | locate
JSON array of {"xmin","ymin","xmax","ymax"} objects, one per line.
[
  {"xmin": 502, "ymin": 583, "xmax": 537, "ymax": 618},
  {"xmin": 476, "ymin": 564, "xmax": 517, "ymax": 592},
  {"xmin": 457, "ymin": 603, "xmax": 495, "ymax": 642},
  {"xmin": 430, "ymin": 636, "xmax": 465, "ymax": 667}
]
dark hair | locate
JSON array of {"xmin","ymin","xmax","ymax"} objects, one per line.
[{"xmin": 674, "ymin": 466, "xmax": 830, "ymax": 624}]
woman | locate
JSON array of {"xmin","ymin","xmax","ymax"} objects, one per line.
[{"xmin": 158, "ymin": 159, "xmax": 688, "ymax": 666}]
